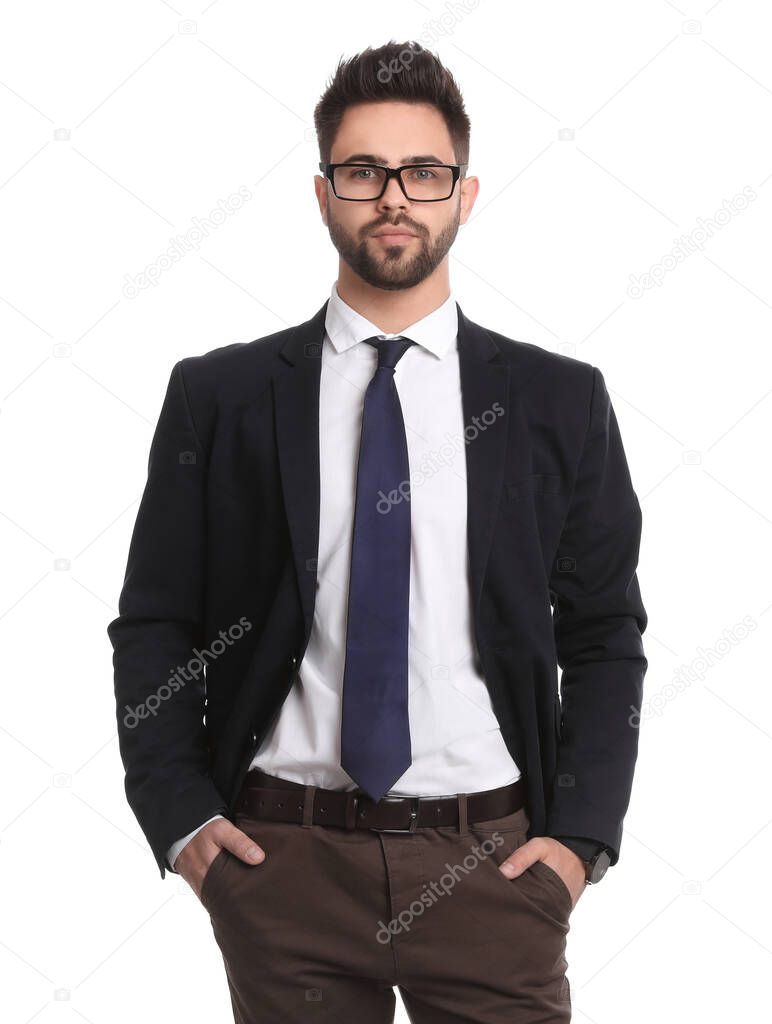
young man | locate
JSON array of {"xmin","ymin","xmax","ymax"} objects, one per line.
[{"xmin": 108, "ymin": 40, "xmax": 647, "ymax": 1024}]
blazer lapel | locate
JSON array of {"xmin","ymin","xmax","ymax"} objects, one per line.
[
  {"xmin": 456, "ymin": 304, "xmax": 511, "ymax": 620},
  {"xmin": 273, "ymin": 301, "xmax": 328, "ymax": 644}
]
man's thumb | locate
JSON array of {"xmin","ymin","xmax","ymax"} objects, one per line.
[{"xmin": 221, "ymin": 824, "xmax": 265, "ymax": 865}]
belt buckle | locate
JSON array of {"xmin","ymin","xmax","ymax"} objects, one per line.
[{"xmin": 369, "ymin": 795, "xmax": 421, "ymax": 833}]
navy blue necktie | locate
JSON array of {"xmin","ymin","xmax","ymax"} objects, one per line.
[{"xmin": 340, "ymin": 335, "xmax": 415, "ymax": 801}]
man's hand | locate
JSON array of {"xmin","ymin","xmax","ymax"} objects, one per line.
[
  {"xmin": 175, "ymin": 819, "xmax": 266, "ymax": 899},
  {"xmin": 499, "ymin": 837, "xmax": 586, "ymax": 909}
]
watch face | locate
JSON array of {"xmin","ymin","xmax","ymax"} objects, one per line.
[{"xmin": 589, "ymin": 850, "xmax": 611, "ymax": 884}]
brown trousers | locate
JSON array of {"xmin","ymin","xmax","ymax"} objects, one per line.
[{"xmin": 200, "ymin": 775, "xmax": 573, "ymax": 1023}]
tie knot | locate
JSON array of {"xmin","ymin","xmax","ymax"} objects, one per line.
[{"xmin": 364, "ymin": 335, "xmax": 415, "ymax": 371}]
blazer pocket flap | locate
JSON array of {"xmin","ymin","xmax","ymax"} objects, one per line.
[{"xmin": 506, "ymin": 473, "xmax": 562, "ymax": 501}]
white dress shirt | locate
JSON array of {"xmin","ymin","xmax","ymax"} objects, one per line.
[{"xmin": 166, "ymin": 282, "xmax": 521, "ymax": 870}]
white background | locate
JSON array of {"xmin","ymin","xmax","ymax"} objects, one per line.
[{"xmin": 2, "ymin": 1, "xmax": 770, "ymax": 1021}]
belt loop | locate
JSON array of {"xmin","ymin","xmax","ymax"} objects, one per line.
[
  {"xmin": 302, "ymin": 785, "xmax": 316, "ymax": 827},
  {"xmin": 344, "ymin": 791, "xmax": 358, "ymax": 829},
  {"xmin": 457, "ymin": 792, "xmax": 469, "ymax": 835}
]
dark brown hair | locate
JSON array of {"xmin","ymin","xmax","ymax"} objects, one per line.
[{"xmin": 314, "ymin": 40, "xmax": 471, "ymax": 168}]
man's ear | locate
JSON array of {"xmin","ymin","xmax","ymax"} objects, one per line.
[
  {"xmin": 314, "ymin": 174, "xmax": 329, "ymax": 225},
  {"xmin": 459, "ymin": 175, "xmax": 480, "ymax": 225}
]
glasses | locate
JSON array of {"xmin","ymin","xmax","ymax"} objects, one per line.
[{"xmin": 319, "ymin": 162, "xmax": 467, "ymax": 202}]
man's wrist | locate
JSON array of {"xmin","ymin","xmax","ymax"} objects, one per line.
[
  {"xmin": 166, "ymin": 813, "xmax": 226, "ymax": 872},
  {"xmin": 553, "ymin": 835, "xmax": 612, "ymax": 884},
  {"xmin": 552, "ymin": 835, "xmax": 606, "ymax": 863}
]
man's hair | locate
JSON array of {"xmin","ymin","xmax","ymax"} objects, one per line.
[{"xmin": 314, "ymin": 40, "xmax": 471, "ymax": 168}]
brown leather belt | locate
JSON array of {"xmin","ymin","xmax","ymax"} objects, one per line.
[{"xmin": 234, "ymin": 768, "xmax": 527, "ymax": 832}]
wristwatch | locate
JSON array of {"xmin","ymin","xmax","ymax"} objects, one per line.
[{"xmin": 553, "ymin": 835, "xmax": 612, "ymax": 885}]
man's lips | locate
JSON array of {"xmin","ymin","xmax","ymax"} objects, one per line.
[{"xmin": 372, "ymin": 229, "xmax": 418, "ymax": 243}]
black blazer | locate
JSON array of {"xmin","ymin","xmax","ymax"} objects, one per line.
[{"xmin": 107, "ymin": 299, "xmax": 647, "ymax": 879}]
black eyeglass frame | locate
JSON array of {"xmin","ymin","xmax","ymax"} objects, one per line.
[{"xmin": 318, "ymin": 161, "xmax": 468, "ymax": 202}]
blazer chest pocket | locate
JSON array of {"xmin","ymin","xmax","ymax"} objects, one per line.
[{"xmin": 505, "ymin": 472, "xmax": 562, "ymax": 502}]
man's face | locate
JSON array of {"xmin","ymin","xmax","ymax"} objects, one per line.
[{"xmin": 316, "ymin": 101, "xmax": 475, "ymax": 291}]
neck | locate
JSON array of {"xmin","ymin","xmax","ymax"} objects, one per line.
[{"xmin": 336, "ymin": 261, "xmax": 451, "ymax": 334}]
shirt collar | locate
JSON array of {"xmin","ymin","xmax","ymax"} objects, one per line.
[{"xmin": 325, "ymin": 280, "xmax": 458, "ymax": 359}]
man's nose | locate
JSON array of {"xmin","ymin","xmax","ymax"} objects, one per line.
[{"xmin": 376, "ymin": 174, "xmax": 409, "ymax": 211}]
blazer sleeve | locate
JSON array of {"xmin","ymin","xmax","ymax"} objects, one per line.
[
  {"xmin": 107, "ymin": 360, "xmax": 230, "ymax": 879},
  {"xmin": 544, "ymin": 366, "xmax": 648, "ymax": 866}
]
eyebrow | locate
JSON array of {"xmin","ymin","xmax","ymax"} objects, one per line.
[{"xmin": 339, "ymin": 153, "xmax": 450, "ymax": 165}]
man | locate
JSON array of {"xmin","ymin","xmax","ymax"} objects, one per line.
[{"xmin": 108, "ymin": 40, "xmax": 647, "ymax": 1024}]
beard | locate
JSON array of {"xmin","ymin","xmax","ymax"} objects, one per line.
[{"xmin": 326, "ymin": 206, "xmax": 460, "ymax": 291}]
